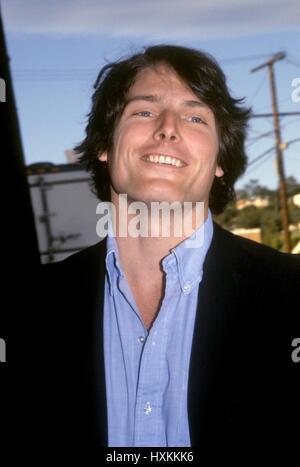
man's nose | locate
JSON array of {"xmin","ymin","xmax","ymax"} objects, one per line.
[{"xmin": 153, "ymin": 111, "xmax": 180, "ymax": 142}]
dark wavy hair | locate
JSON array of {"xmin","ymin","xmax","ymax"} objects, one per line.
[{"xmin": 75, "ymin": 44, "xmax": 251, "ymax": 214}]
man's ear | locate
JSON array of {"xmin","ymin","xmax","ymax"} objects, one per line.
[
  {"xmin": 98, "ymin": 151, "xmax": 108, "ymax": 162},
  {"xmin": 215, "ymin": 164, "xmax": 224, "ymax": 178}
]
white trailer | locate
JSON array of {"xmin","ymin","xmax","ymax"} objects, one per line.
[{"xmin": 27, "ymin": 163, "xmax": 100, "ymax": 263}]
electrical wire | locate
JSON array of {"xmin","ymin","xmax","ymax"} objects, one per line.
[
  {"xmin": 219, "ymin": 53, "xmax": 276, "ymax": 65},
  {"xmin": 247, "ymin": 137, "xmax": 300, "ymax": 174},
  {"xmin": 246, "ymin": 153, "xmax": 275, "ymax": 175},
  {"xmin": 248, "ymin": 146, "xmax": 276, "ymax": 167},
  {"xmin": 246, "ymin": 130, "xmax": 274, "ymax": 148},
  {"xmin": 246, "ymin": 118, "xmax": 300, "ymax": 148},
  {"xmin": 248, "ymin": 73, "xmax": 268, "ymax": 106},
  {"xmin": 286, "ymin": 58, "xmax": 300, "ymax": 69},
  {"xmin": 10, "ymin": 53, "xmax": 277, "ymax": 81}
]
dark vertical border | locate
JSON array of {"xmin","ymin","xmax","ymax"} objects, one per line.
[{"xmin": 0, "ymin": 6, "xmax": 40, "ymax": 369}]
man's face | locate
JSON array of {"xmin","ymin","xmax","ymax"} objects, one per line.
[{"xmin": 99, "ymin": 64, "xmax": 223, "ymax": 210}]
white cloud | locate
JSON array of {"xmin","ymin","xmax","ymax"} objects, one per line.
[{"xmin": 1, "ymin": 0, "xmax": 299, "ymax": 39}]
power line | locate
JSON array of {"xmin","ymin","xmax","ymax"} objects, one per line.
[
  {"xmin": 11, "ymin": 68, "xmax": 97, "ymax": 82},
  {"xmin": 10, "ymin": 53, "xmax": 276, "ymax": 80},
  {"xmin": 246, "ymin": 130, "xmax": 274, "ymax": 148},
  {"xmin": 288, "ymin": 53, "xmax": 300, "ymax": 63},
  {"xmin": 248, "ymin": 137, "xmax": 300, "ymax": 167},
  {"xmin": 248, "ymin": 126, "xmax": 271, "ymax": 135},
  {"xmin": 253, "ymin": 96, "xmax": 294, "ymax": 114},
  {"xmin": 284, "ymin": 137, "xmax": 300, "ymax": 147},
  {"xmin": 248, "ymin": 146, "xmax": 275, "ymax": 166},
  {"xmin": 282, "ymin": 116, "xmax": 300, "ymax": 129},
  {"xmin": 219, "ymin": 53, "xmax": 276, "ymax": 64},
  {"xmin": 250, "ymin": 111, "xmax": 300, "ymax": 118},
  {"xmin": 247, "ymin": 129, "xmax": 274, "ymax": 142},
  {"xmin": 285, "ymin": 153, "xmax": 300, "ymax": 163},
  {"xmin": 248, "ymin": 73, "xmax": 268, "ymax": 106},
  {"xmin": 286, "ymin": 58, "xmax": 300, "ymax": 69},
  {"xmin": 246, "ymin": 137, "xmax": 300, "ymax": 184},
  {"xmin": 246, "ymin": 152, "xmax": 274, "ymax": 175},
  {"xmin": 247, "ymin": 117, "xmax": 300, "ymax": 146}
]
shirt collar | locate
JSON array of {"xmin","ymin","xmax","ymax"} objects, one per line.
[
  {"xmin": 162, "ymin": 210, "xmax": 214, "ymax": 294},
  {"xmin": 105, "ymin": 219, "xmax": 124, "ymax": 296},
  {"xmin": 105, "ymin": 210, "xmax": 214, "ymax": 296}
]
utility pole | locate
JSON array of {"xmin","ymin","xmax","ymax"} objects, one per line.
[{"xmin": 251, "ymin": 52, "xmax": 292, "ymax": 253}]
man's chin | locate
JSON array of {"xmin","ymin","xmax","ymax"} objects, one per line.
[
  {"xmin": 126, "ymin": 188, "xmax": 184, "ymax": 205},
  {"xmin": 129, "ymin": 195, "xmax": 184, "ymax": 206},
  {"xmin": 111, "ymin": 186, "xmax": 204, "ymax": 206}
]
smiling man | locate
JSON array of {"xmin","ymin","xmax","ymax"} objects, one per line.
[
  {"xmin": 96, "ymin": 62, "xmax": 224, "ymax": 332},
  {"xmin": 98, "ymin": 64, "xmax": 223, "ymax": 207},
  {"xmin": 32, "ymin": 45, "xmax": 299, "ymax": 454}
]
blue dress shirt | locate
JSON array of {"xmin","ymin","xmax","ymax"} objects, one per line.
[{"xmin": 103, "ymin": 211, "xmax": 214, "ymax": 447}]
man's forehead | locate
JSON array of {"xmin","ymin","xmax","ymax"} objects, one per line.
[
  {"xmin": 128, "ymin": 64, "xmax": 189, "ymax": 93},
  {"xmin": 125, "ymin": 65, "xmax": 208, "ymax": 109},
  {"xmin": 125, "ymin": 94, "xmax": 209, "ymax": 111}
]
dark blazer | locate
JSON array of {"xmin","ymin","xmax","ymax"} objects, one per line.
[{"xmin": 23, "ymin": 223, "xmax": 300, "ymax": 453}]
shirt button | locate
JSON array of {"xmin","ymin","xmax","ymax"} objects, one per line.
[
  {"xmin": 138, "ymin": 336, "xmax": 145, "ymax": 343},
  {"xmin": 144, "ymin": 402, "xmax": 152, "ymax": 414},
  {"xmin": 183, "ymin": 282, "xmax": 191, "ymax": 293}
]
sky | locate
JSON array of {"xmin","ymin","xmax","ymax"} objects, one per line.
[{"xmin": 1, "ymin": 0, "xmax": 300, "ymax": 190}]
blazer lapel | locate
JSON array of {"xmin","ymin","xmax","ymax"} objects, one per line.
[
  {"xmin": 68, "ymin": 238, "xmax": 108, "ymax": 446},
  {"xmin": 188, "ymin": 223, "xmax": 244, "ymax": 446},
  {"xmin": 85, "ymin": 238, "xmax": 108, "ymax": 446}
]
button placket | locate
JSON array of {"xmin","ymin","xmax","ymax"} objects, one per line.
[
  {"xmin": 144, "ymin": 401, "xmax": 152, "ymax": 415},
  {"xmin": 182, "ymin": 281, "xmax": 191, "ymax": 293}
]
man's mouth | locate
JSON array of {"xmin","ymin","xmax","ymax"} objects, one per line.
[{"xmin": 141, "ymin": 154, "xmax": 186, "ymax": 168}]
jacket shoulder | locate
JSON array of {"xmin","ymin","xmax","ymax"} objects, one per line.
[
  {"xmin": 211, "ymin": 222, "xmax": 300, "ymax": 302},
  {"xmin": 44, "ymin": 239, "xmax": 106, "ymax": 270},
  {"xmin": 36, "ymin": 239, "xmax": 107, "ymax": 299}
]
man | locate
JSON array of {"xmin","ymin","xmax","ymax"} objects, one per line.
[{"xmin": 30, "ymin": 45, "xmax": 299, "ymax": 452}]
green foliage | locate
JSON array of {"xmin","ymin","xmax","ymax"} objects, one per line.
[
  {"xmin": 285, "ymin": 176, "xmax": 300, "ymax": 196},
  {"xmin": 236, "ymin": 179, "xmax": 273, "ymax": 199},
  {"xmin": 214, "ymin": 177, "xmax": 300, "ymax": 252},
  {"xmin": 214, "ymin": 202, "xmax": 238, "ymax": 230},
  {"xmin": 234, "ymin": 206, "xmax": 261, "ymax": 228},
  {"xmin": 289, "ymin": 204, "xmax": 300, "ymax": 224}
]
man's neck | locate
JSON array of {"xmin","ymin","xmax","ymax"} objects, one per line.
[
  {"xmin": 107, "ymin": 195, "xmax": 209, "ymax": 329},
  {"xmin": 109, "ymin": 195, "xmax": 208, "ymax": 279}
]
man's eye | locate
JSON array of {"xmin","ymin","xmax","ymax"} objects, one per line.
[
  {"xmin": 134, "ymin": 111, "xmax": 152, "ymax": 117},
  {"xmin": 189, "ymin": 116, "xmax": 205, "ymax": 124}
]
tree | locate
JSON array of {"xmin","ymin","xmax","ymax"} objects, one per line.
[
  {"xmin": 239, "ymin": 179, "xmax": 272, "ymax": 199},
  {"xmin": 234, "ymin": 206, "xmax": 261, "ymax": 229},
  {"xmin": 215, "ymin": 176, "xmax": 300, "ymax": 252},
  {"xmin": 285, "ymin": 176, "xmax": 300, "ymax": 197}
]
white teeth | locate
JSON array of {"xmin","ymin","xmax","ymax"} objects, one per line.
[{"xmin": 145, "ymin": 154, "xmax": 184, "ymax": 167}]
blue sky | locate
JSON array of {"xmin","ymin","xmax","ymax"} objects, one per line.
[{"xmin": 1, "ymin": 0, "xmax": 299, "ymax": 189}]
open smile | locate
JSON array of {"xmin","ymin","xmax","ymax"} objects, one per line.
[{"xmin": 141, "ymin": 154, "xmax": 187, "ymax": 168}]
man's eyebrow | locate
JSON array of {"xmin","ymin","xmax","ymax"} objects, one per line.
[
  {"xmin": 182, "ymin": 99, "xmax": 208, "ymax": 108},
  {"xmin": 120, "ymin": 95, "xmax": 159, "ymax": 117},
  {"xmin": 125, "ymin": 95, "xmax": 209, "ymax": 109},
  {"xmin": 125, "ymin": 95, "xmax": 160, "ymax": 106}
]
